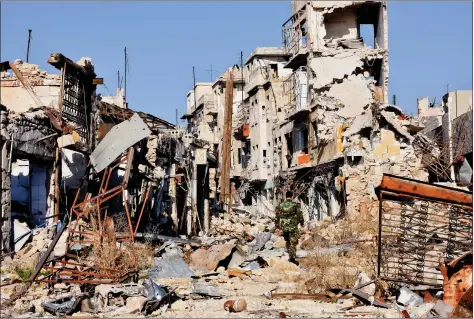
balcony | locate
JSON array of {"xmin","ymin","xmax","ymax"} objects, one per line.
[
  {"xmin": 245, "ymin": 67, "xmax": 270, "ymax": 93},
  {"xmin": 283, "ymin": 67, "xmax": 308, "ymax": 119},
  {"xmin": 282, "ymin": 8, "xmax": 308, "ymax": 67},
  {"xmin": 197, "ymin": 93, "xmax": 217, "ymax": 115}
]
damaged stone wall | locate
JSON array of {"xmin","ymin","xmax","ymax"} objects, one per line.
[
  {"xmin": 1, "ymin": 105, "xmax": 11, "ymax": 253},
  {"xmin": 279, "ymin": 1, "xmax": 430, "ymax": 222},
  {"xmin": 1, "ymin": 60, "xmax": 62, "ymax": 113}
]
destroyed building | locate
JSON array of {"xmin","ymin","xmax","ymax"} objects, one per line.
[
  {"xmin": 415, "ymin": 90, "xmax": 473, "ymax": 187},
  {"xmin": 0, "ymin": 54, "xmax": 198, "ymax": 258},
  {"xmin": 0, "ymin": 1, "xmax": 472, "ymax": 318},
  {"xmin": 184, "ymin": 0, "xmax": 432, "ymax": 224}
]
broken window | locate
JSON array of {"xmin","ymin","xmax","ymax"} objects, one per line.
[
  {"xmin": 263, "ymin": 149, "xmax": 267, "ymax": 157},
  {"xmin": 359, "ymin": 24, "xmax": 375, "ymax": 48},
  {"xmin": 356, "ymin": 2, "xmax": 383, "ymax": 48},
  {"xmin": 269, "ymin": 64, "xmax": 278, "ymax": 78},
  {"xmin": 238, "ymin": 148, "xmax": 242, "ymax": 164}
]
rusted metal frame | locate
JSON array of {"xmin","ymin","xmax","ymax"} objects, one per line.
[
  {"xmin": 380, "ymin": 174, "xmax": 473, "ymax": 206},
  {"xmin": 99, "ymin": 167, "xmax": 110, "ymax": 193},
  {"xmin": 380, "ymin": 228, "xmax": 470, "ymax": 246},
  {"xmin": 122, "ymin": 147, "xmax": 134, "ymax": 188},
  {"xmin": 71, "ymin": 185, "xmax": 123, "ymax": 214},
  {"xmin": 380, "ymin": 190, "xmax": 472, "ymax": 211},
  {"xmin": 50, "ymin": 148, "xmax": 139, "ymax": 285},
  {"xmin": 41, "ymin": 267, "xmax": 122, "ymax": 279},
  {"xmin": 37, "ymin": 279, "xmax": 118, "ymax": 285},
  {"xmin": 382, "ymin": 265, "xmax": 446, "ymax": 276},
  {"xmin": 133, "ymin": 183, "xmax": 151, "ymax": 237},
  {"xmin": 382, "ymin": 201, "xmax": 473, "ymax": 217},
  {"xmin": 67, "ymin": 230, "xmax": 100, "ymax": 237},
  {"xmin": 122, "ymin": 190, "xmax": 136, "ymax": 258},
  {"xmin": 378, "ymin": 193, "xmax": 472, "ymax": 286},
  {"xmin": 378, "ymin": 277, "xmax": 443, "ymax": 287},
  {"xmin": 47, "ymin": 259, "xmax": 127, "ymax": 274}
]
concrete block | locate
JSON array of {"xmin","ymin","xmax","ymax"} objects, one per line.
[
  {"xmin": 374, "ymin": 144, "xmax": 387, "ymax": 158},
  {"xmin": 387, "ymin": 144, "xmax": 401, "ymax": 156},
  {"xmin": 380, "ymin": 129, "xmax": 396, "ymax": 145}
]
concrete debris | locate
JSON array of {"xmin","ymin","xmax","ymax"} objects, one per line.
[
  {"xmin": 380, "ymin": 111, "xmax": 414, "ymax": 141},
  {"xmin": 148, "ymin": 255, "xmax": 195, "ymax": 279},
  {"xmin": 189, "ymin": 244, "xmax": 235, "ymax": 271},
  {"xmin": 353, "ymin": 272, "xmax": 375, "ymax": 296},
  {"xmin": 398, "ymin": 287, "xmax": 424, "ymax": 307},
  {"xmin": 432, "ymin": 300, "xmax": 454, "ymax": 317},
  {"xmin": 191, "ymin": 281, "xmax": 222, "ymax": 298},
  {"xmin": 41, "ymin": 294, "xmax": 82, "ymax": 317},
  {"xmin": 343, "ymin": 112, "xmax": 373, "ymax": 137},
  {"xmin": 1, "ymin": 2, "xmax": 472, "ymax": 319}
]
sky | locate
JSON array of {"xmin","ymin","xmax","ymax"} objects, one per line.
[{"xmin": 1, "ymin": 1, "xmax": 472, "ymax": 123}]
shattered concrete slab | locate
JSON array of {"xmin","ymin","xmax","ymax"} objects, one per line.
[
  {"xmin": 325, "ymin": 75, "xmax": 373, "ymax": 118},
  {"xmin": 148, "ymin": 255, "xmax": 195, "ymax": 279},
  {"xmin": 343, "ymin": 111, "xmax": 373, "ymax": 137},
  {"xmin": 310, "ymin": 52, "xmax": 364, "ymax": 89},
  {"xmin": 189, "ymin": 244, "xmax": 235, "ymax": 271},
  {"xmin": 380, "ymin": 110, "xmax": 414, "ymax": 141}
]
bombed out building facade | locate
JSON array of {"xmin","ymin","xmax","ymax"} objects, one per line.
[
  {"xmin": 0, "ymin": 53, "xmax": 211, "ymax": 256},
  {"xmin": 185, "ymin": 0, "xmax": 472, "ymax": 225}
]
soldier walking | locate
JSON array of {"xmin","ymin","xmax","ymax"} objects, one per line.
[{"xmin": 275, "ymin": 191, "xmax": 304, "ymax": 266}]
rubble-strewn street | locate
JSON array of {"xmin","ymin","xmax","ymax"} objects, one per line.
[{"xmin": 1, "ymin": 1, "xmax": 472, "ymax": 318}]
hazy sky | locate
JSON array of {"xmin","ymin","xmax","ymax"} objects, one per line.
[{"xmin": 1, "ymin": 1, "xmax": 472, "ymax": 123}]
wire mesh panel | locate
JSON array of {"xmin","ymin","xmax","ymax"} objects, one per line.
[
  {"xmin": 378, "ymin": 191, "xmax": 472, "ymax": 286},
  {"xmin": 63, "ymin": 72, "xmax": 89, "ymax": 144}
]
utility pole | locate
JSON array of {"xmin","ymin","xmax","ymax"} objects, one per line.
[
  {"xmin": 240, "ymin": 51, "xmax": 244, "ymax": 104},
  {"xmin": 117, "ymin": 71, "xmax": 121, "ymax": 89},
  {"xmin": 175, "ymin": 109, "xmax": 178, "ymax": 126},
  {"xmin": 124, "ymin": 47, "xmax": 128, "ymax": 108},
  {"xmin": 26, "ymin": 29, "xmax": 32, "ymax": 63},
  {"xmin": 221, "ymin": 70, "xmax": 234, "ymax": 214},
  {"xmin": 192, "ymin": 66, "xmax": 197, "ymax": 109},
  {"xmin": 392, "ymin": 94, "xmax": 396, "ymax": 105}
]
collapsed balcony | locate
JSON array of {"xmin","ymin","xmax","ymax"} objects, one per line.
[
  {"xmin": 282, "ymin": 6, "xmax": 308, "ymax": 68},
  {"xmin": 283, "ymin": 66, "xmax": 309, "ymax": 119}
]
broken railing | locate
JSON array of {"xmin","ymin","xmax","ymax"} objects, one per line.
[
  {"xmin": 36, "ymin": 114, "xmax": 153, "ymax": 285},
  {"xmin": 377, "ymin": 174, "xmax": 472, "ymax": 286},
  {"xmin": 37, "ymin": 147, "xmax": 151, "ymax": 285},
  {"xmin": 282, "ymin": 8, "xmax": 307, "ymax": 56}
]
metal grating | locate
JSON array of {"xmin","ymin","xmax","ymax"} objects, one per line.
[
  {"xmin": 62, "ymin": 72, "xmax": 89, "ymax": 144},
  {"xmin": 378, "ymin": 191, "xmax": 472, "ymax": 286}
]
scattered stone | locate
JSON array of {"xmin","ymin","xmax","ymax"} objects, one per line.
[
  {"xmin": 111, "ymin": 296, "xmax": 147, "ymax": 315},
  {"xmin": 397, "ymin": 287, "xmax": 423, "ymax": 307},
  {"xmin": 353, "ymin": 272, "xmax": 375, "ymax": 296}
]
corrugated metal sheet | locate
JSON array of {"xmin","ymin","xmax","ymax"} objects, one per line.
[{"xmin": 90, "ymin": 113, "xmax": 151, "ymax": 173}]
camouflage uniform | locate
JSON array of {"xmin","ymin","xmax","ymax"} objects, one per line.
[{"xmin": 275, "ymin": 200, "xmax": 304, "ymax": 260}]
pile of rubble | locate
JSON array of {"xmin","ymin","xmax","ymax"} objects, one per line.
[{"xmin": 1, "ymin": 208, "xmax": 472, "ymax": 318}]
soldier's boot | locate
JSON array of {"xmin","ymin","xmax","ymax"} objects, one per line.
[
  {"xmin": 288, "ymin": 257, "xmax": 299, "ymax": 266},
  {"xmin": 288, "ymin": 235, "xmax": 299, "ymax": 266}
]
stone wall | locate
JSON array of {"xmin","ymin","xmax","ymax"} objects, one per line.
[
  {"xmin": 1, "ymin": 106, "xmax": 11, "ymax": 253},
  {"xmin": 1, "ymin": 60, "xmax": 62, "ymax": 113}
]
